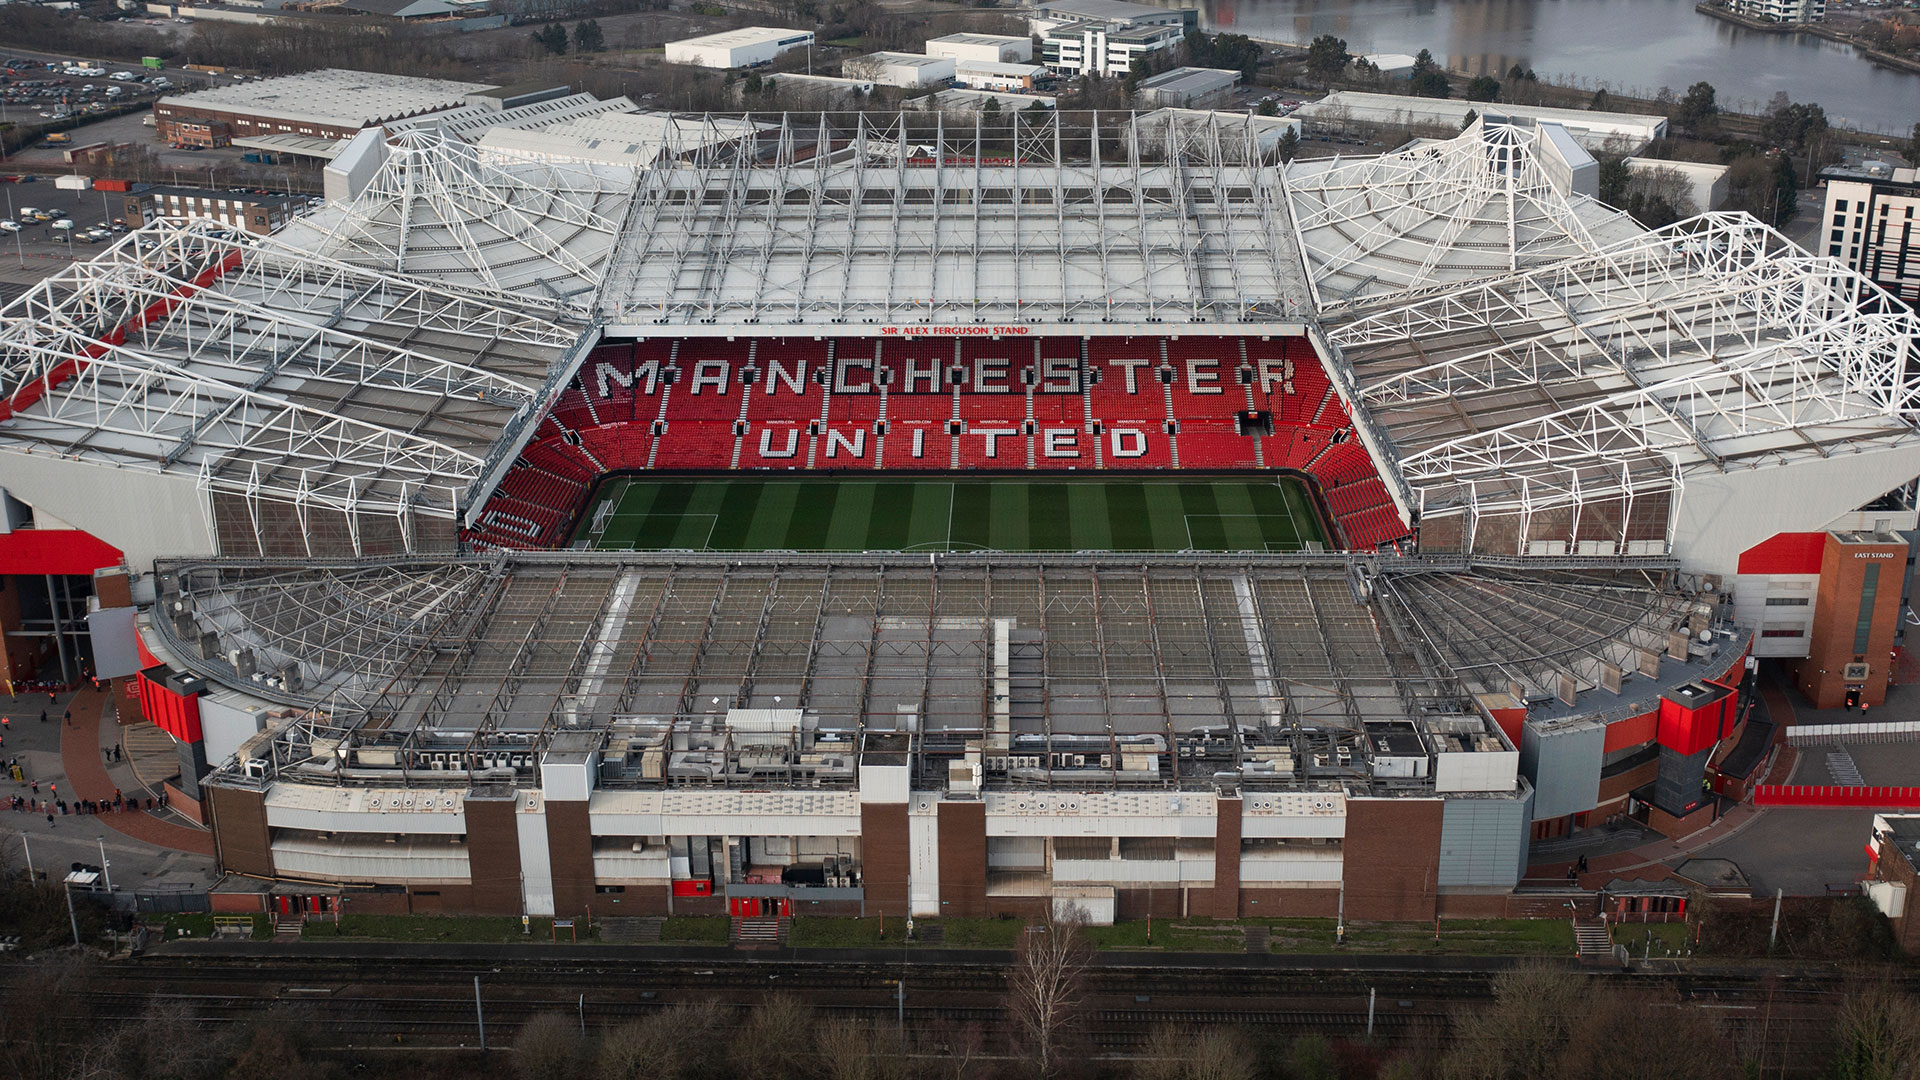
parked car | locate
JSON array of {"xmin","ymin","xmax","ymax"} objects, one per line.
[{"xmin": 0, "ymin": 220, "xmax": 20, "ymax": 232}]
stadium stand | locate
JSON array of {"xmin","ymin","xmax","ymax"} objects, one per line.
[{"xmin": 463, "ymin": 334, "xmax": 1412, "ymax": 550}]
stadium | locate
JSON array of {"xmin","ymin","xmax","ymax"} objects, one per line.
[{"xmin": 3, "ymin": 110, "xmax": 1917, "ymax": 928}]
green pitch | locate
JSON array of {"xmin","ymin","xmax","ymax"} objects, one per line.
[{"xmin": 576, "ymin": 477, "xmax": 1326, "ymax": 553}]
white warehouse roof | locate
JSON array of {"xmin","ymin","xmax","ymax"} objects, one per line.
[
  {"xmin": 158, "ymin": 68, "xmax": 493, "ymax": 131},
  {"xmin": 954, "ymin": 59, "xmax": 1046, "ymax": 77},
  {"xmin": 667, "ymin": 25, "xmax": 812, "ymax": 54},
  {"xmin": 929, "ymin": 32, "xmax": 1031, "ymax": 48},
  {"xmin": 1294, "ymin": 91, "xmax": 1667, "ymax": 150}
]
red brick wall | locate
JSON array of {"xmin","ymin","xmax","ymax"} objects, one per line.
[
  {"xmin": 461, "ymin": 796, "xmax": 524, "ymax": 916},
  {"xmin": 1211, "ymin": 796, "xmax": 1242, "ymax": 919},
  {"xmin": 544, "ymin": 800, "xmax": 595, "ymax": 917},
  {"xmin": 937, "ymin": 801, "xmax": 987, "ymax": 917},
  {"xmin": 1646, "ymin": 802, "xmax": 1716, "ymax": 840},
  {"xmin": 1791, "ymin": 538, "xmax": 1907, "ymax": 709},
  {"xmin": 1239, "ymin": 887, "xmax": 1339, "ymax": 918},
  {"xmin": 1340, "ymin": 799, "xmax": 1443, "ymax": 921},
  {"xmin": 861, "ymin": 802, "xmax": 911, "ymax": 919},
  {"xmin": 1597, "ymin": 760, "xmax": 1660, "ymax": 804}
]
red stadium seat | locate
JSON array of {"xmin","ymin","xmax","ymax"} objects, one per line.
[{"xmin": 469, "ymin": 332, "xmax": 1405, "ymax": 553}]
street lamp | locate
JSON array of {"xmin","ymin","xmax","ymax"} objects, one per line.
[{"xmin": 97, "ymin": 835, "xmax": 111, "ymax": 892}]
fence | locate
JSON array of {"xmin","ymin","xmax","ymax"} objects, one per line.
[
  {"xmin": 1752, "ymin": 785, "xmax": 1920, "ymax": 808},
  {"xmin": 1786, "ymin": 719, "xmax": 1920, "ymax": 746}
]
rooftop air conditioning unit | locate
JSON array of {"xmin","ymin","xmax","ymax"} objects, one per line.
[{"xmin": 242, "ymin": 758, "xmax": 268, "ymax": 780}]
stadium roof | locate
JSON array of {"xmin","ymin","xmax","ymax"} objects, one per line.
[
  {"xmin": 382, "ymin": 93, "xmax": 641, "ymax": 144},
  {"xmin": 0, "ymin": 218, "xmax": 581, "ymax": 545},
  {"xmin": 282, "ymin": 130, "xmax": 633, "ymax": 312},
  {"xmin": 156, "ymin": 552, "xmax": 1699, "ymax": 792},
  {"xmin": 598, "ymin": 111, "xmax": 1315, "ymax": 329},
  {"xmin": 1318, "ymin": 209, "xmax": 1920, "ymax": 530},
  {"xmin": 1284, "ymin": 121, "xmax": 1643, "ymax": 311}
]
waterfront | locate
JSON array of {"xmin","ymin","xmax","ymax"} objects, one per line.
[{"xmin": 1179, "ymin": 0, "xmax": 1920, "ymax": 134}]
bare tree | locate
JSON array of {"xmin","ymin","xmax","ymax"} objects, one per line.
[
  {"xmin": 1557, "ymin": 986, "xmax": 1733, "ymax": 1080},
  {"xmin": 1439, "ymin": 961, "xmax": 1586, "ymax": 1080},
  {"xmin": 1133, "ymin": 1026, "xmax": 1259, "ymax": 1080},
  {"xmin": 727, "ymin": 993, "xmax": 815, "ymax": 1077},
  {"xmin": 514, "ymin": 1011, "xmax": 591, "ymax": 1080},
  {"xmin": 1831, "ymin": 983, "xmax": 1920, "ymax": 1080},
  {"xmin": 1006, "ymin": 904, "xmax": 1091, "ymax": 1078},
  {"xmin": 598, "ymin": 1000, "xmax": 729, "ymax": 1080},
  {"xmin": 921, "ymin": 1017, "xmax": 988, "ymax": 1080},
  {"xmin": 818, "ymin": 1017, "xmax": 912, "ymax": 1080}
]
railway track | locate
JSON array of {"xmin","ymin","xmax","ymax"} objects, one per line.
[{"xmin": 49, "ymin": 950, "xmax": 1874, "ymax": 1071}]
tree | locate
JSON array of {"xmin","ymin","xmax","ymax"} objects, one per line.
[
  {"xmin": 1465, "ymin": 75, "xmax": 1499, "ymax": 101},
  {"xmin": 1407, "ymin": 49, "xmax": 1449, "ymax": 97},
  {"xmin": 1257, "ymin": 97, "xmax": 1278, "ymax": 116},
  {"xmin": 1759, "ymin": 98, "xmax": 1830, "ymax": 168},
  {"xmin": 1287, "ymin": 1034, "xmax": 1341, "ymax": 1080},
  {"xmin": 1007, "ymin": 906, "xmax": 1091, "ymax": 1078},
  {"xmin": 1590, "ymin": 88, "xmax": 1611, "ymax": 111},
  {"xmin": 1723, "ymin": 153, "xmax": 1796, "ymax": 224},
  {"xmin": 1132, "ymin": 1026, "xmax": 1259, "ymax": 1080},
  {"xmin": 572, "ymin": 18, "xmax": 604, "ymax": 52},
  {"xmin": 1461, "ymin": 108, "xmax": 1478, "ymax": 132},
  {"xmin": 1831, "ymin": 983, "xmax": 1920, "ymax": 1080},
  {"xmin": 514, "ymin": 1012, "xmax": 591, "ymax": 1080},
  {"xmin": 597, "ymin": 1000, "xmax": 727, "ymax": 1080},
  {"xmin": 532, "ymin": 22, "xmax": 567, "ymax": 54},
  {"xmin": 1439, "ymin": 961, "xmax": 1586, "ymax": 1080},
  {"xmin": 1275, "ymin": 125, "xmax": 1300, "ymax": 162},
  {"xmin": 1676, "ymin": 80, "xmax": 1718, "ymax": 132},
  {"xmin": 1305, "ymin": 33, "xmax": 1348, "ymax": 78},
  {"xmin": 1409, "ymin": 68, "xmax": 1450, "ymax": 98},
  {"xmin": 981, "ymin": 94, "xmax": 1001, "ymax": 117},
  {"xmin": 727, "ymin": 994, "xmax": 814, "ymax": 1076},
  {"xmin": 1907, "ymin": 121, "xmax": 1920, "ymax": 166}
]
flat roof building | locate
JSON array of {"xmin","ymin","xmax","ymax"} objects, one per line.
[
  {"xmin": 1823, "ymin": 170, "xmax": 1920, "ymax": 310},
  {"xmin": 845, "ymin": 52, "xmax": 957, "ymax": 88},
  {"xmin": 1135, "ymin": 66, "xmax": 1240, "ymax": 108},
  {"xmin": 1030, "ymin": 0, "xmax": 1193, "ymax": 32},
  {"xmin": 664, "ymin": 26, "xmax": 815, "ymax": 69},
  {"xmin": 953, "ymin": 59, "xmax": 1048, "ymax": 92},
  {"xmin": 118, "ymin": 185, "xmax": 304, "ymax": 235},
  {"xmin": 926, "ymin": 32, "xmax": 1033, "ymax": 64},
  {"xmin": 1042, "ymin": 22, "xmax": 1183, "ymax": 77},
  {"xmin": 1293, "ymin": 91, "xmax": 1667, "ymax": 152},
  {"xmin": 154, "ymin": 68, "xmax": 493, "ymax": 145}
]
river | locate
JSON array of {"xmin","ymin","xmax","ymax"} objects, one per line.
[{"xmin": 1171, "ymin": 0, "xmax": 1920, "ymax": 134}]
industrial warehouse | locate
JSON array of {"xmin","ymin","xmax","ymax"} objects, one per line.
[{"xmin": 1, "ymin": 110, "xmax": 1916, "ymax": 936}]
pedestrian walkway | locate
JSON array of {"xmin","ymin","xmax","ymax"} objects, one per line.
[
  {"xmin": 1825, "ymin": 749, "xmax": 1864, "ymax": 786},
  {"xmin": 57, "ymin": 686, "xmax": 214, "ymax": 856}
]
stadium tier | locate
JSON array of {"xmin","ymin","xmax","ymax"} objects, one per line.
[{"xmin": 465, "ymin": 334, "xmax": 1393, "ymax": 553}]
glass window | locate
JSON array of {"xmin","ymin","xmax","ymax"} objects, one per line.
[{"xmin": 1854, "ymin": 563, "xmax": 1881, "ymax": 655}]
